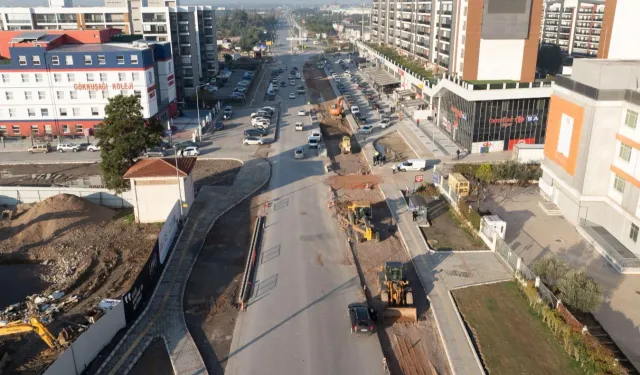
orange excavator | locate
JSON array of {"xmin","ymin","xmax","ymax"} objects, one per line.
[{"xmin": 329, "ymin": 96, "xmax": 344, "ymax": 117}]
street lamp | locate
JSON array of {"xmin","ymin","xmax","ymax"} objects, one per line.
[
  {"xmin": 194, "ymin": 83, "xmax": 211, "ymax": 142},
  {"xmin": 173, "ymin": 144, "xmax": 185, "ymax": 219}
]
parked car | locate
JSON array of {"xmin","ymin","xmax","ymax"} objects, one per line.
[
  {"xmin": 214, "ymin": 121, "xmax": 224, "ymax": 131},
  {"xmin": 280, "ymin": 81, "xmax": 287, "ymax": 87},
  {"xmin": 261, "ymin": 106, "xmax": 276, "ymax": 113},
  {"xmin": 395, "ymin": 159, "xmax": 427, "ymax": 172},
  {"xmin": 294, "ymin": 146, "xmax": 304, "ymax": 159},
  {"xmin": 290, "ymin": 80, "xmax": 296, "ymax": 86},
  {"xmin": 356, "ymin": 114, "xmax": 367, "ymax": 124},
  {"xmin": 182, "ymin": 146, "xmax": 199, "ymax": 156},
  {"xmin": 87, "ymin": 143, "xmax": 101, "ymax": 152},
  {"xmin": 57, "ymin": 143, "xmax": 79, "ymax": 152},
  {"xmin": 347, "ymin": 303, "xmax": 375, "ymax": 334},
  {"xmin": 289, "ymin": 93, "xmax": 296, "ymax": 99},
  {"xmin": 244, "ymin": 128, "xmax": 268, "ymax": 137},
  {"xmin": 351, "ymin": 106, "xmax": 360, "ymax": 115},
  {"xmin": 237, "ymin": 80, "xmax": 250, "ymax": 87},
  {"xmin": 308, "ymin": 138, "xmax": 319, "ymax": 149},
  {"xmin": 272, "ymin": 78, "xmax": 278, "ymax": 84},
  {"xmin": 28, "ymin": 144, "xmax": 50, "ymax": 154},
  {"xmin": 174, "ymin": 141, "xmax": 198, "ymax": 150},
  {"xmin": 297, "ymin": 110, "xmax": 306, "ymax": 116},
  {"xmin": 223, "ymin": 105, "xmax": 233, "ymax": 115},
  {"xmin": 243, "ymin": 136, "xmax": 265, "ymax": 145},
  {"xmin": 144, "ymin": 148, "xmax": 166, "ymax": 158},
  {"xmin": 380, "ymin": 118, "xmax": 392, "ymax": 129},
  {"xmin": 310, "ymin": 130, "xmax": 322, "ymax": 141},
  {"xmin": 359, "ymin": 125, "xmax": 373, "ymax": 134}
]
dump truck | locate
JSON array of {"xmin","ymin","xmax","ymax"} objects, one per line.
[
  {"xmin": 329, "ymin": 97, "xmax": 344, "ymax": 117},
  {"xmin": 339, "ymin": 135, "xmax": 351, "ymax": 154},
  {"xmin": 378, "ymin": 262, "xmax": 417, "ymax": 323}
]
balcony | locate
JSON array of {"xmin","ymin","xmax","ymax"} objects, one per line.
[
  {"xmin": 545, "ymin": 20, "xmax": 558, "ymax": 26},
  {"xmin": 105, "ymin": 14, "xmax": 125, "ymax": 23},
  {"xmin": 440, "ymin": 23, "xmax": 451, "ymax": 29},
  {"xmin": 417, "ymin": 8, "xmax": 429, "ymax": 14},
  {"xmin": 57, "ymin": 15, "xmax": 77, "ymax": 23},
  {"xmin": 417, "ymin": 19, "xmax": 430, "ymax": 26},
  {"xmin": 142, "ymin": 14, "xmax": 166, "ymax": 22},
  {"xmin": 84, "ymin": 15, "xmax": 105, "ymax": 23},
  {"xmin": 439, "ymin": 35, "xmax": 450, "ymax": 42},
  {"xmin": 441, "ymin": 10, "xmax": 452, "ymax": 15},
  {"xmin": 143, "ymin": 25, "xmax": 167, "ymax": 34},
  {"xmin": 35, "ymin": 15, "xmax": 57, "ymax": 23},
  {"xmin": 559, "ymin": 28, "xmax": 571, "ymax": 34}
]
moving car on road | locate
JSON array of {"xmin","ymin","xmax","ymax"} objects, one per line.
[
  {"xmin": 57, "ymin": 143, "xmax": 79, "ymax": 152},
  {"xmin": 244, "ymin": 128, "xmax": 268, "ymax": 137},
  {"xmin": 297, "ymin": 109, "xmax": 306, "ymax": 116},
  {"xmin": 289, "ymin": 93, "xmax": 296, "ymax": 99},
  {"xmin": 308, "ymin": 138, "xmax": 319, "ymax": 149},
  {"xmin": 290, "ymin": 80, "xmax": 296, "ymax": 86},
  {"xmin": 87, "ymin": 144, "xmax": 101, "ymax": 152},
  {"xmin": 295, "ymin": 122, "xmax": 304, "ymax": 131},
  {"xmin": 243, "ymin": 137, "xmax": 265, "ymax": 145},
  {"xmin": 310, "ymin": 130, "xmax": 322, "ymax": 141},
  {"xmin": 359, "ymin": 125, "xmax": 374, "ymax": 134},
  {"xmin": 280, "ymin": 81, "xmax": 287, "ymax": 87},
  {"xmin": 182, "ymin": 146, "xmax": 199, "ymax": 156},
  {"xmin": 347, "ymin": 303, "xmax": 375, "ymax": 335},
  {"xmin": 28, "ymin": 144, "xmax": 50, "ymax": 154},
  {"xmin": 294, "ymin": 146, "xmax": 304, "ymax": 159}
]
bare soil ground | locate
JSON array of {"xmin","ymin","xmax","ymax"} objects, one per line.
[
  {"xmin": 183, "ymin": 185, "xmax": 269, "ymax": 375},
  {"xmin": 128, "ymin": 337, "xmax": 174, "ymax": 375},
  {"xmin": 421, "ymin": 208, "xmax": 488, "ymax": 251},
  {"xmin": 0, "ymin": 163, "xmax": 101, "ymax": 187},
  {"xmin": 303, "ymin": 60, "xmax": 337, "ymax": 105},
  {"xmin": 375, "ymin": 131, "xmax": 416, "ymax": 163},
  {"xmin": 192, "ymin": 159, "xmax": 243, "ymax": 191}
]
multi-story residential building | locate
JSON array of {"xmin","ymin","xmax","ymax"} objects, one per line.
[
  {"xmin": 0, "ymin": 29, "xmax": 177, "ymax": 137},
  {"xmin": 0, "ymin": 1, "xmax": 217, "ymax": 100},
  {"xmin": 539, "ymin": 59, "xmax": 640, "ymax": 268},
  {"xmin": 597, "ymin": 0, "xmax": 640, "ymax": 59},
  {"xmin": 540, "ymin": 0, "xmax": 605, "ymax": 57}
]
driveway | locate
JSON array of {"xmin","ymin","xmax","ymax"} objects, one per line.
[{"xmin": 485, "ymin": 185, "xmax": 640, "ymax": 370}]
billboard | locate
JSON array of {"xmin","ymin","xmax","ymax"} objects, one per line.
[
  {"xmin": 472, "ymin": 140, "xmax": 505, "ymax": 154},
  {"xmin": 508, "ymin": 137, "xmax": 535, "ymax": 150}
]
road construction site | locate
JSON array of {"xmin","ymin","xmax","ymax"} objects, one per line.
[
  {"xmin": 0, "ymin": 159, "xmax": 242, "ymax": 374},
  {"xmin": 307, "ymin": 62, "xmax": 450, "ymax": 375}
]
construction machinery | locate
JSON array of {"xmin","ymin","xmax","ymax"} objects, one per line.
[
  {"xmin": 344, "ymin": 202, "xmax": 379, "ymax": 242},
  {"xmin": 329, "ymin": 97, "xmax": 344, "ymax": 117},
  {"xmin": 378, "ymin": 262, "xmax": 417, "ymax": 323},
  {"xmin": 339, "ymin": 135, "xmax": 351, "ymax": 154},
  {"xmin": 0, "ymin": 317, "xmax": 59, "ymax": 349}
]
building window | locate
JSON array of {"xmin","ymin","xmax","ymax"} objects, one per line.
[
  {"xmin": 65, "ymin": 55, "xmax": 73, "ymax": 65},
  {"xmin": 117, "ymin": 55, "xmax": 125, "ymax": 64},
  {"xmin": 72, "ymin": 108, "xmax": 80, "ymax": 116},
  {"xmin": 75, "ymin": 124, "xmax": 83, "ymax": 133},
  {"xmin": 102, "ymin": 90, "xmax": 109, "ymax": 99},
  {"xmin": 62, "ymin": 124, "xmax": 70, "ymax": 134},
  {"xmin": 38, "ymin": 91, "xmax": 45, "ymax": 100},
  {"xmin": 131, "ymin": 55, "xmax": 139, "ymax": 64},
  {"xmin": 89, "ymin": 91, "xmax": 97, "ymax": 99},
  {"xmin": 87, "ymin": 73, "xmax": 94, "ymax": 82},
  {"xmin": 0, "ymin": 126, "xmax": 6, "ymax": 135},
  {"xmin": 557, "ymin": 114, "xmax": 574, "ymax": 157},
  {"xmin": 614, "ymin": 175, "xmax": 626, "ymax": 193},
  {"xmin": 35, "ymin": 74, "xmax": 43, "ymax": 83},
  {"xmin": 18, "ymin": 56, "xmax": 26, "ymax": 65},
  {"xmin": 1, "ymin": 74, "xmax": 8, "ymax": 83},
  {"xmin": 5, "ymin": 92, "xmax": 13, "ymax": 100},
  {"xmin": 21, "ymin": 74, "xmax": 29, "ymax": 83},
  {"xmin": 8, "ymin": 109, "xmax": 16, "ymax": 118},
  {"xmin": 134, "ymin": 90, "xmax": 141, "ymax": 98},
  {"xmin": 24, "ymin": 91, "xmax": 32, "ymax": 100},
  {"xmin": 54, "ymin": 74, "xmax": 62, "ymax": 83},
  {"xmin": 619, "ymin": 144, "xmax": 632, "ymax": 162},
  {"xmin": 132, "ymin": 72, "xmax": 140, "ymax": 81},
  {"xmin": 56, "ymin": 91, "xmax": 64, "ymax": 100},
  {"xmin": 625, "ymin": 110, "xmax": 638, "ymax": 129},
  {"xmin": 98, "ymin": 55, "xmax": 106, "ymax": 65},
  {"xmin": 31, "ymin": 125, "xmax": 39, "ymax": 135},
  {"xmin": 60, "ymin": 108, "xmax": 68, "ymax": 116},
  {"xmin": 70, "ymin": 91, "xmax": 78, "ymax": 99},
  {"xmin": 44, "ymin": 125, "xmax": 52, "ymax": 134},
  {"xmin": 12, "ymin": 126, "xmax": 20, "ymax": 135},
  {"xmin": 630, "ymin": 223, "xmax": 639, "ymax": 243},
  {"xmin": 67, "ymin": 73, "xmax": 75, "ymax": 82},
  {"xmin": 91, "ymin": 107, "xmax": 99, "ymax": 116},
  {"xmin": 52, "ymin": 56, "xmax": 59, "ymax": 65},
  {"xmin": 32, "ymin": 55, "xmax": 41, "ymax": 66},
  {"xmin": 41, "ymin": 108, "xmax": 49, "ymax": 116},
  {"xmin": 118, "ymin": 72, "xmax": 126, "ymax": 81},
  {"xmin": 84, "ymin": 55, "xmax": 92, "ymax": 65},
  {"xmin": 100, "ymin": 73, "xmax": 107, "ymax": 82},
  {"xmin": 27, "ymin": 108, "xmax": 35, "ymax": 117}
]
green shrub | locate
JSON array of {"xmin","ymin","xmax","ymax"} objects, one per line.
[
  {"xmin": 365, "ymin": 42, "xmax": 433, "ymax": 79},
  {"xmin": 451, "ymin": 163, "xmax": 480, "ymax": 177},
  {"xmin": 416, "ymin": 183, "xmax": 439, "ymax": 197},
  {"xmin": 558, "ymin": 270, "xmax": 603, "ymax": 314},
  {"xmin": 532, "ymin": 255, "xmax": 569, "ymax": 288}
]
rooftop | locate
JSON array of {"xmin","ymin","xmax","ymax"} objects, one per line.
[
  {"xmin": 124, "ymin": 158, "xmax": 197, "ymax": 179},
  {"xmin": 52, "ymin": 42, "xmax": 149, "ymax": 53}
]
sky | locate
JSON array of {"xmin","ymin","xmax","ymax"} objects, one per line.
[{"xmin": 4, "ymin": 0, "xmax": 366, "ymax": 6}]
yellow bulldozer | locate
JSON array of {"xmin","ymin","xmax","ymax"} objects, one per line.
[
  {"xmin": 345, "ymin": 202, "xmax": 379, "ymax": 242},
  {"xmin": 339, "ymin": 135, "xmax": 351, "ymax": 154},
  {"xmin": 378, "ymin": 262, "xmax": 417, "ymax": 323},
  {"xmin": 0, "ymin": 317, "xmax": 60, "ymax": 349}
]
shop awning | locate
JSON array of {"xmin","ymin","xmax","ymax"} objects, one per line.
[
  {"xmin": 396, "ymin": 89, "xmax": 414, "ymax": 97},
  {"xmin": 365, "ymin": 69, "xmax": 400, "ymax": 87},
  {"xmin": 402, "ymin": 98, "xmax": 429, "ymax": 108}
]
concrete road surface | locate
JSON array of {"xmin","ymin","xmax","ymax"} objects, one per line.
[{"xmin": 225, "ymin": 27, "xmax": 386, "ymax": 375}]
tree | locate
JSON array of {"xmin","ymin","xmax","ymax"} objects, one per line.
[
  {"xmin": 473, "ymin": 163, "xmax": 494, "ymax": 211},
  {"xmin": 557, "ymin": 270, "xmax": 603, "ymax": 313},
  {"xmin": 223, "ymin": 53, "xmax": 233, "ymax": 68},
  {"xmin": 537, "ymin": 44, "xmax": 563, "ymax": 75},
  {"xmin": 96, "ymin": 95, "xmax": 165, "ymax": 193},
  {"xmin": 531, "ymin": 255, "xmax": 569, "ymax": 288}
]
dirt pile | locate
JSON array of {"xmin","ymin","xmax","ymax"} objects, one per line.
[{"xmin": 10, "ymin": 194, "xmax": 115, "ymax": 251}]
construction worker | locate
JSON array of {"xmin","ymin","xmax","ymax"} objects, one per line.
[
  {"xmin": 412, "ymin": 210, "xmax": 418, "ymax": 222},
  {"xmin": 374, "ymin": 151, "xmax": 380, "ymax": 165}
]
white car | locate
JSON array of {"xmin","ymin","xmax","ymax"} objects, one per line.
[
  {"xmin": 237, "ymin": 80, "xmax": 250, "ymax": 87},
  {"xmin": 380, "ymin": 118, "xmax": 392, "ymax": 129},
  {"xmin": 243, "ymin": 137, "xmax": 264, "ymax": 145},
  {"xmin": 308, "ymin": 138, "xmax": 319, "ymax": 149},
  {"xmin": 290, "ymin": 80, "xmax": 296, "ymax": 86},
  {"xmin": 297, "ymin": 110, "xmax": 306, "ymax": 116},
  {"xmin": 253, "ymin": 120, "xmax": 270, "ymax": 128},
  {"xmin": 261, "ymin": 106, "xmax": 276, "ymax": 113},
  {"xmin": 235, "ymin": 87, "xmax": 248, "ymax": 93},
  {"xmin": 252, "ymin": 117, "xmax": 270, "ymax": 124},
  {"xmin": 295, "ymin": 122, "xmax": 304, "ymax": 131},
  {"xmin": 351, "ymin": 106, "xmax": 360, "ymax": 115},
  {"xmin": 183, "ymin": 146, "xmax": 199, "ymax": 156},
  {"xmin": 359, "ymin": 125, "xmax": 374, "ymax": 134},
  {"xmin": 309, "ymin": 130, "xmax": 322, "ymax": 141},
  {"xmin": 294, "ymin": 147, "xmax": 304, "ymax": 159},
  {"xmin": 57, "ymin": 143, "xmax": 79, "ymax": 152},
  {"xmin": 87, "ymin": 144, "xmax": 101, "ymax": 152},
  {"xmin": 395, "ymin": 159, "xmax": 427, "ymax": 172},
  {"xmin": 332, "ymin": 73, "xmax": 339, "ymax": 78},
  {"xmin": 289, "ymin": 93, "xmax": 296, "ymax": 99}
]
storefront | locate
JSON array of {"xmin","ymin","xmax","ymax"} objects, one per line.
[{"xmin": 440, "ymin": 89, "xmax": 550, "ymax": 153}]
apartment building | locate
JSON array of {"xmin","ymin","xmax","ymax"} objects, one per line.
[
  {"xmin": 371, "ymin": 0, "xmax": 542, "ymax": 82},
  {"xmin": 540, "ymin": 0, "xmax": 605, "ymax": 57},
  {"xmin": 539, "ymin": 59, "xmax": 640, "ymax": 268},
  {"xmin": 597, "ymin": 0, "xmax": 640, "ymax": 60},
  {"xmin": 0, "ymin": 29, "xmax": 177, "ymax": 137},
  {"xmin": 0, "ymin": 1, "xmax": 217, "ymax": 100}
]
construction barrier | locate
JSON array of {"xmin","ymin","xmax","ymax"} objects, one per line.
[{"xmin": 238, "ymin": 215, "xmax": 265, "ymax": 310}]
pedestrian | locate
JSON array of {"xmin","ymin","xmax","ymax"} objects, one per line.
[
  {"xmin": 412, "ymin": 210, "xmax": 418, "ymax": 222},
  {"xmin": 416, "ymin": 119, "xmax": 420, "ymax": 127},
  {"xmin": 387, "ymin": 94, "xmax": 390, "ymax": 100},
  {"xmin": 381, "ymin": 155, "xmax": 386, "ymax": 165},
  {"xmin": 456, "ymin": 149, "xmax": 461, "ymax": 160}
]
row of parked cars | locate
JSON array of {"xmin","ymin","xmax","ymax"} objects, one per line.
[
  {"xmin": 243, "ymin": 106, "xmax": 276, "ymax": 145},
  {"xmin": 28, "ymin": 143, "xmax": 100, "ymax": 153}
]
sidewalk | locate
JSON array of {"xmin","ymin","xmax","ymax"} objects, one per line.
[{"xmin": 96, "ymin": 158, "xmax": 271, "ymax": 375}]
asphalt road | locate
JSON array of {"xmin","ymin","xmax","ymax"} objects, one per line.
[{"xmin": 225, "ymin": 27, "xmax": 385, "ymax": 375}]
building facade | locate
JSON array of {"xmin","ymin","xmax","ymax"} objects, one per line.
[
  {"xmin": 0, "ymin": 1, "xmax": 217, "ymax": 99},
  {"xmin": 0, "ymin": 29, "xmax": 177, "ymax": 137},
  {"xmin": 370, "ymin": 0, "xmax": 542, "ymax": 82},
  {"xmin": 597, "ymin": 0, "xmax": 640, "ymax": 60},
  {"xmin": 540, "ymin": 58, "xmax": 640, "ymax": 261},
  {"xmin": 540, "ymin": 0, "xmax": 605, "ymax": 57}
]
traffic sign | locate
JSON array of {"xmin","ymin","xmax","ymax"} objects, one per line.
[{"xmin": 415, "ymin": 175, "xmax": 423, "ymax": 183}]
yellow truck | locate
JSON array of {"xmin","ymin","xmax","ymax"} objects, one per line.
[{"xmin": 339, "ymin": 135, "xmax": 351, "ymax": 154}]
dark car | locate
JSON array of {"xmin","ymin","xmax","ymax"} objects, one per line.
[
  {"xmin": 280, "ymin": 81, "xmax": 287, "ymax": 87},
  {"xmin": 356, "ymin": 114, "xmax": 367, "ymax": 124},
  {"xmin": 223, "ymin": 113, "xmax": 231, "ymax": 120},
  {"xmin": 244, "ymin": 128, "xmax": 267, "ymax": 137},
  {"xmin": 348, "ymin": 303, "xmax": 376, "ymax": 334},
  {"xmin": 214, "ymin": 121, "xmax": 224, "ymax": 130}
]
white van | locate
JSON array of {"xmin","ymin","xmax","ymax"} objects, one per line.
[
  {"xmin": 395, "ymin": 159, "xmax": 427, "ymax": 172},
  {"xmin": 295, "ymin": 72, "xmax": 301, "ymax": 79}
]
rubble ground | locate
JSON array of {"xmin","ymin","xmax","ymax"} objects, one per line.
[{"xmin": 374, "ymin": 131, "xmax": 417, "ymax": 163}]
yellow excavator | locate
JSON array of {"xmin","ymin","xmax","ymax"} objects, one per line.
[
  {"xmin": 378, "ymin": 262, "xmax": 417, "ymax": 323},
  {"xmin": 0, "ymin": 317, "xmax": 59, "ymax": 349},
  {"xmin": 345, "ymin": 202, "xmax": 379, "ymax": 242}
]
